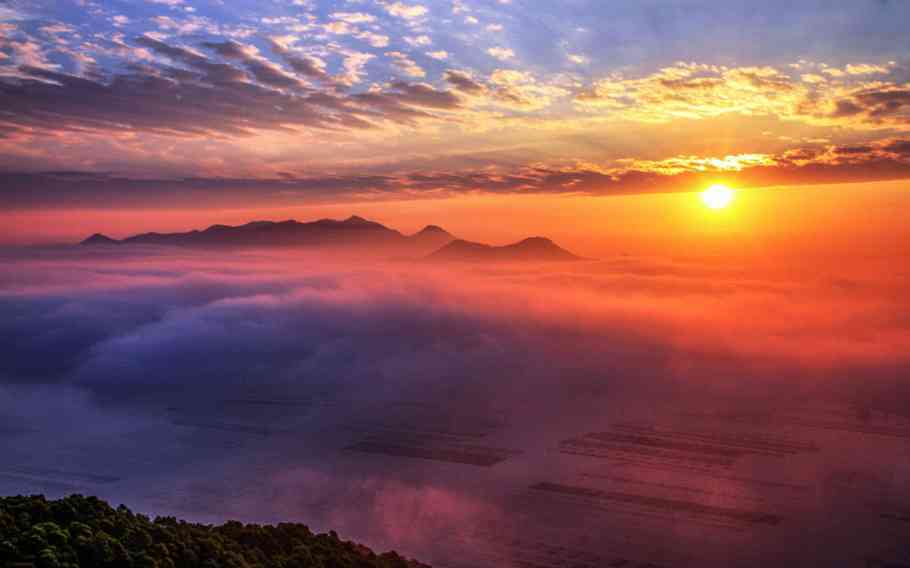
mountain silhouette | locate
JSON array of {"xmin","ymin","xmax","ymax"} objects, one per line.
[
  {"xmin": 80, "ymin": 218, "xmax": 580, "ymax": 262},
  {"xmin": 81, "ymin": 216, "xmax": 455, "ymax": 253},
  {"xmin": 408, "ymin": 225, "xmax": 454, "ymax": 250},
  {"xmin": 426, "ymin": 236, "xmax": 582, "ymax": 262},
  {"xmin": 80, "ymin": 233, "xmax": 120, "ymax": 245}
]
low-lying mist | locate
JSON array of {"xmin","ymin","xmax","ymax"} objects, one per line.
[{"xmin": 2, "ymin": 245, "xmax": 909, "ymax": 567}]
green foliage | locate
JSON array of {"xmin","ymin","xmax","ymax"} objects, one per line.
[{"xmin": 0, "ymin": 495, "xmax": 429, "ymax": 568}]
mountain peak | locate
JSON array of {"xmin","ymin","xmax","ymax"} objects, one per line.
[
  {"xmin": 343, "ymin": 215, "xmax": 373, "ymax": 225},
  {"xmin": 416, "ymin": 225, "xmax": 450, "ymax": 235},
  {"xmin": 516, "ymin": 236, "xmax": 554, "ymax": 246},
  {"xmin": 81, "ymin": 233, "xmax": 119, "ymax": 245},
  {"xmin": 86, "ymin": 216, "xmax": 406, "ymax": 249},
  {"xmin": 427, "ymin": 236, "xmax": 579, "ymax": 263}
]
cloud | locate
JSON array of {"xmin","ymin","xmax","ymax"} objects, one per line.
[
  {"xmin": 404, "ymin": 35, "xmax": 432, "ymax": 47},
  {"xmin": 322, "ymin": 20, "xmax": 356, "ymax": 35},
  {"xmin": 0, "ymin": 65, "xmax": 323, "ymax": 137},
  {"xmin": 486, "ymin": 46, "xmax": 514, "ymax": 61},
  {"xmin": 337, "ymin": 50, "xmax": 375, "ymax": 85},
  {"xmin": 481, "ymin": 69, "xmax": 570, "ymax": 110},
  {"xmin": 1, "ymin": 247, "xmax": 908, "ymax": 565},
  {"xmin": 151, "ymin": 15, "xmax": 211, "ymax": 35},
  {"xmin": 2, "ymin": 7, "xmax": 908, "ymax": 210},
  {"xmin": 385, "ymin": 51, "xmax": 426, "ymax": 78},
  {"xmin": 355, "ymin": 30, "xmax": 390, "ymax": 48},
  {"xmin": 380, "ymin": 2, "xmax": 428, "ymax": 20},
  {"xmin": 444, "ymin": 69, "xmax": 484, "ymax": 94},
  {"xmin": 383, "ymin": 81, "xmax": 461, "ymax": 109},
  {"xmin": 845, "ymin": 63, "xmax": 890, "ymax": 75},
  {"xmin": 824, "ymin": 85, "xmax": 910, "ymax": 126},
  {"xmin": 441, "ymin": 68, "xmax": 570, "ymax": 110},
  {"xmin": 331, "ymin": 12, "xmax": 377, "ymax": 25},
  {"xmin": 576, "ymin": 61, "xmax": 910, "ymax": 130},
  {"xmin": 576, "ymin": 63, "xmax": 802, "ymax": 120},
  {"xmin": 0, "ymin": 34, "xmax": 469, "ymax": 142},
  {"xmin": 0, "ymin": 35, "xmax": 58, "ymax": 71},
  {"xmin": 135, "ymin": 34, "xmax": 247, "ymax": 83},
  {"xmin": 267, "ymin": 38, "xmax": 330, "ymax": 83},
  {"xmin": 3, "ymin": 138, "xmax": 909, "ymax": 209},
  {"xmin": 200, "ymin": 40, "xmax": 301, "ymax": 88}
]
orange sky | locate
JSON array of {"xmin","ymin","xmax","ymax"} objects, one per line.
[{"xmin": 5, "ymin": 180, "xmax": 908, "ymax": 264}]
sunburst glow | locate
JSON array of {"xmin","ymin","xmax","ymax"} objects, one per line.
[{"xmin": 701, "ymin": 184, "xmax": 736, "ymax": 209}]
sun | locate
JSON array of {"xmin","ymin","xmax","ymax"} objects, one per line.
[{"xmin": 701, "ymin": 184, "xmax": 736, "ymax": 209}]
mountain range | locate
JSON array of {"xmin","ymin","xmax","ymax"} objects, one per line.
[
  {"xmin": 426, "ymin": 237, "xmax": 581, "ymax": 262},
  {"xmin": 81, "ymin": 216, "xmax": 582, "ymax": 262}
]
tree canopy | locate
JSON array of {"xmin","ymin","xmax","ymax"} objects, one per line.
[{"xmin": 0, "ymin": 494, "xmax": 430, "ymax": 568}]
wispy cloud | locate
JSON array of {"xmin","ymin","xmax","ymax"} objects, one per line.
[
  {"xmin": 3, "ymin": 138, "xmax": 908, "ymax": 210},
  {"xmin": 486, "ymin": 46, "xmax": 514, "ymax": 61},
  {"xmin": 576, "ymin": 61, "xmax": 909, "ymax": 130}
]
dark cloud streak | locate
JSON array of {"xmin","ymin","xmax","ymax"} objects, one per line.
[{"xmin": 2, "ymin": 139, "xmax": 910, "ymax": 210}]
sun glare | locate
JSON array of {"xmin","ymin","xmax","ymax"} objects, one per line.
[{"xmin": 701, "ymin": 184, "xmax": 736, "ymax": 209}]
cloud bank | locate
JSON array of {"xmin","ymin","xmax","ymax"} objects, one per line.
[
  {"xmin": 3, "ymin": 137, "xmax": 910, "ymax": 210},
  {"xmin": 2, "ymin": 246, "xmax": 909, "ymax": 566}
]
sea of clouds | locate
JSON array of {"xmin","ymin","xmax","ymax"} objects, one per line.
[{"xmin": 1, "ymin": 245, "xmax": 909, "ymax": 566}]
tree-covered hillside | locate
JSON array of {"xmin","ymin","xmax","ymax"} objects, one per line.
[{"xmin": 0, "ymin": 495, "xmax": 430, "ymax": 568}]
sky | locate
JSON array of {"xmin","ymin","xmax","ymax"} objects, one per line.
[
  {"xmin": 3, "ymin": 3, "xmax": 910, "ymax": 565},
  {"xmin": 1, "ymin": 0, "xmax": 909, "ymax": 245}
]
